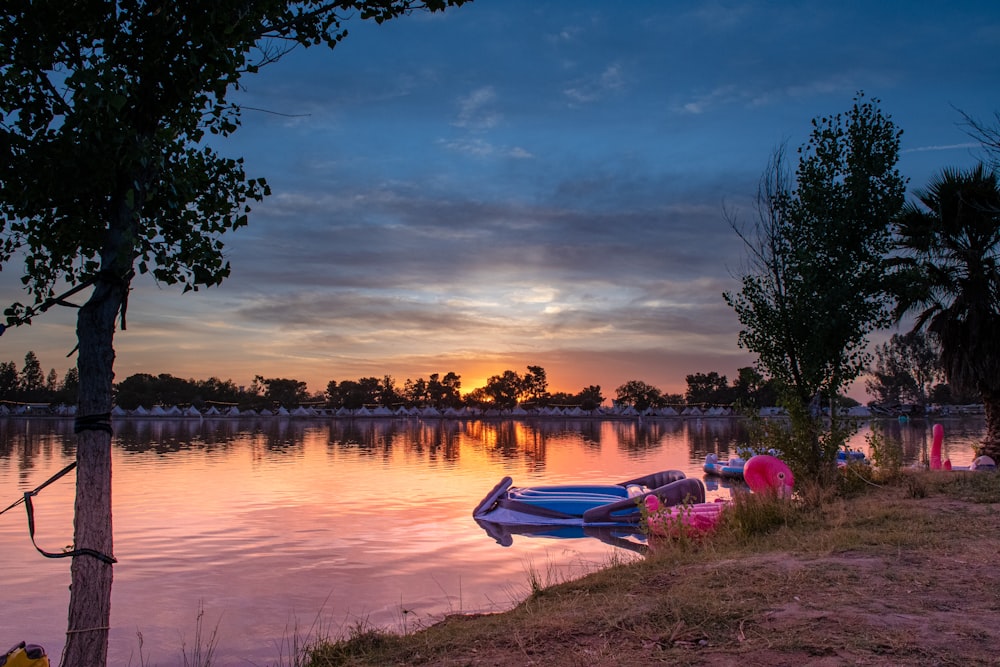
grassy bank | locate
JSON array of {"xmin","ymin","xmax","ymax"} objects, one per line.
[{"xmin": 302, "ymin": 469, "xmax": 1000, "ymax": 666}]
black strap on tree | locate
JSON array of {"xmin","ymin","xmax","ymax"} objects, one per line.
[
  {"xmin": 75, "ymin": 412, "xmax": 114, "ymax": 435},
  {"xmin": 0, "ymin": 424, "xmax": 118, "ymax": 565}
]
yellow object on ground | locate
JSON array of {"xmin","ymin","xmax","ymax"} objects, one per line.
[{"xmin": 0, "ymin": 643, "xmax": 49, "ymax": 667}]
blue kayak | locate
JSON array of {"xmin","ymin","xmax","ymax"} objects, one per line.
[{"xmin": 472, "ymin": 469, "xmax": 705, "ymax": 528}]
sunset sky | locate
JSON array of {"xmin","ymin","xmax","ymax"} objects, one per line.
[{"xmin": 2, "ymin": 1, "xmax": 999, "ymax": 401}]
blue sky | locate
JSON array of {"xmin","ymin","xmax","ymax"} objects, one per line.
[{"xmin": 3, "ymin": 0, "xmax": 999, "ymax": 400}]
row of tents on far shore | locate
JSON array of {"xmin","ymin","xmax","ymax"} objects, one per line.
[
  {"xmin": 1, "ymin": 402, "xmax": 880, "ymax": 419},
  {"xmin": 1, "ymin": 402, "xmax": 985, "ymax": 419}
]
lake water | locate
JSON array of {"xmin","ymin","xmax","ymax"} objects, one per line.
[{"xmin": 0, "ymin": 415, "xmax": 986, "ymax": 665}]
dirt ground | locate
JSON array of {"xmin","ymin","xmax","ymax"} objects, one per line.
[
  {"xmin": 440, "ymin": 497, "xmax": 1000, "ymax": 667},
  {"xmin": 314, "ymin": 480, "xmax": 1000, "ymax": 667}
]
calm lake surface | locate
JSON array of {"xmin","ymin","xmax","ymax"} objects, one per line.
[{"xmin": 0, "ymin": 415, "xmax": 986, "ymax": 665}]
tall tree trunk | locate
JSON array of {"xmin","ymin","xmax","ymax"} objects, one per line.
[{"xmin": 62, "ymin": 279, "xmax": 124, "ymax": 667}]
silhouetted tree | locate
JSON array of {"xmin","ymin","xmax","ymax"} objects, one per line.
[
  {"xmin": 614, "ymin": 380, "xmax": 663, "ymax": 411},
  {"xmin": 685, "ymin": 371, "xmax": 731, "ymax": 404},
  {"xmin": 256, "ymin": 376, "xmax": 310, "ymax": 408},
  {"xmin": 0, "ymin": 361, "xmax": 17, "ymax": 400},
  {"xmin": 725, "ymin": 93, "xmax": 906, "ymax": 481},
  {"xmin": 19, "ymin": 351, "xmax": 45, "ymax": 401},
  {"xmin": 484, "ymin": 370, "xmax": 522, "ymax": 410},
  {"xmin": 866, "ymin": 331, "xmax": 942, "ymax": 407},
  {"xmin": 0, "ymin": 3, "xmax": 470, "ymax": 662},
  {"xmin": 577, "ymin": 385, "xmax": 605, "ymax": 411}
]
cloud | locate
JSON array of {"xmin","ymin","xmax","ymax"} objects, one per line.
[
  {"xmin": 678, "ymin": 75, "xmax": 858, "ymax": 116},
  {"xmin": 563, "ymin": 63, "xmax": 626, "ymax": 104},
  {"xmin": 453, "ymin": 86, "xmax": 501, "ymax": 130},
  {"xmin": 440, "ymin": 138, "xmax": 534, "ymax": 159}
]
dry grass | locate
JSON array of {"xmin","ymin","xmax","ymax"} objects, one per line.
[{"xmin": 304, "ymin": 469, "xmax": 1000, "ymax": 666}]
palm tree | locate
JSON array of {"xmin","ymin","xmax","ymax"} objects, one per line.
[{"xmin": 891, "ymin": 164, "xmax": 1000, "ymax": 458}]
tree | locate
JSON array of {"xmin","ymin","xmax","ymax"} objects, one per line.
[
  {"xmin": 194, "ymin": 376, "xmax": 243, "ymax": 407},
  {"xmin": 58, "ymin": 367, "xmax": 81, "ymax": 406},
  {"xmin": 114, "ymin": 373, "xmax": 158, "ymax": 411},
  {"xmin": 730, "ymin": 366, "xmax": 778, "ymax": 408},
  {"xmin": 46, "ymin": 368, "xmax": 59, "ymax": 394},
  {"xmin": 437, "ymin": 371, "xmax": 462, "ymax": 408},
  {"xmin": 377, "ymin": 375, "xmax": 401, "ymax": 407},
  {"xmin": 330, "ymin": 380, "xmax": 363, "ymax": 409},
  {"xmin": 0, "ymin": 360, "xmax": 17, "ymax": 400},
  {"xmin": 426, "ymin": 372, "xmax": 463, "ymax": 408},
  {"xmin": 724, "ymin": 93, "xmax": 906, "ymax": 480},
  {"xmin": 114, "ymin": 372, "xmax": 197, "ymax": 409},
  {"xmin": 0, "ymin": 3, "xmax": 469, "ymax": 664},
  {"xmin": 684, "ymin": 371, "xmax": 730, "ymax": 405},
  {"xmin": 960, "ymin": 109, "xmax": 1000, "ymax": 172},
  {"xmin": 18, "ymin": 351, "xmax": 45, "ymax": 400},
  {"xmin": 256, "ymin": 375, "xmax": 310, "ymax": 408},
  {"xmin": 890, "ymin": 164, "xmax": 1000, "ymax": 458},
  {"xmin": 483, "ymin": 370, "xmax": 522, "ymax": 410},
  {"xmin": 403, "ymin": 377, "xmax": 429, "ymax": 406},
  {"xmin": 522, "ymin": 365, "xmax": 549, "ymax": 405},
  {"xmin": 577, "ymin": 385, "xmax": 605, "ymax": 411},
  {"xmin": 865, "ymin": 331, "xmax": 942, "ymax": 407},
  {"xmin": 614, "ymin": 379, "xmax": 663, "ymax": 412},
  {"xmin": 463, "ymin": 386, "xmax": 490, "ymax": 408}
]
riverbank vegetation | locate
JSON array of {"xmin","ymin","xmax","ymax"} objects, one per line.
[{"xmin": 302, "ymin": 467, "xmax": 1000, "ymax": 666}]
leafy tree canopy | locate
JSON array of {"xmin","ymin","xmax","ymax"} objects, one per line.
[
  {"xmin": 1, "ymin": 1, "xmax": 468, "ymax": 323},
  {"xmin": 725, "ymin": 92, "xmax": 907, "ymax": 479},
  {"xmin": 0, "ymin": 4, "xmax": 471, "ymax": 664}
]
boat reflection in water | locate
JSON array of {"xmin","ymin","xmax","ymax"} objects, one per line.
[{"xmin": 475, "ymin": 518, "xmax": 651, "ymax": 553}]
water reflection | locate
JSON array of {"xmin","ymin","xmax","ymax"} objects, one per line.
[
  {"xmin": 0, "ymin": 414, "xmax": 989, "ymax": 667},
  {"xmin": 475, "ymin": 518, "xmax": 648, "ymax": 553},
  {"xmin": 1, "ymin": 415, "xmax": 990, "ymax": 469}
]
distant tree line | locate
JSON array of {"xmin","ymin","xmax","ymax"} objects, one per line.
[
  {"xmin": 614, "ymin": 367, "xmax": 793, "ymax": 411},
  {"xmin": 0, "ymin": 349, "xmax": 972, "ymax": 413},
  {"xmin": 0, "ymin": 358, "xmax": 602, "ymax": 411},
  {"xmin": 0, "ymin": 351, "xmax": 78, "ymax": 405}
]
